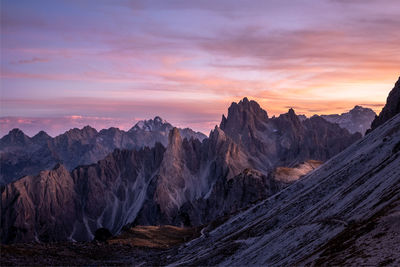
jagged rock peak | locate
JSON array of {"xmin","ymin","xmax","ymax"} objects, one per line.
[
  {"xmin": 278, "ymin": 108, "xmax": 301, "ymax": 127},
  {"xmin": 288, "ymin": 108, "xmax": 297, "ymax": 118},
  {"xmin": 352, "ymin": 105, "xmax": 364, "ymax": 110},
  {"xmin": 241, "ymin": 96, "xmax": 249, "ymax": 103},
  {"xmin": 220, "ymin": 97, "xmax": 268, "ymax": 131},
  {"xmin": 236, "ymin": 97, "xmax": 267, "ymax": 116},
  {"xmin": 209, "ymin": 126, "xmax": 226, "ymax": 143},
  {"xmin": 65, "ymin": 125, "xmax": 97, "ymax": 134},
  {"xmin": 320, "ymin": 105, "xmax": 376, "ymax": 135},
  {"xmin": 33, "ymin": 130, "xmax": 51, "ymax": 139},
  {"xmin": 349, "ymin": 105, "xmax": 376, "ymax": 116},
  {"xmin": 7, "ymin": 128, "xmax": 27, "ymax": 137},
  {"xmin": 168, "ymin": 127, "xmax": 182, "ymax": 146},
  {"xmin": 129, "ymin": 116, "xmax": 171, "ymax": 132},
  {"xmin": 31, "ymin": 130, "xmax": 52, "ymax": 144},
  {"xmin": 1, "ymin": 128, "xmax": 31, "ymax": 144},
  {"xmin": 369, "ymin": 76, "xmax": 400, "ymax": 131},
  {"xmin": 153, "ymin": 116, "xmax": 166, "ymax": 124},
  {"xmin": 61, "ymin": 125, "xmax": 98, "ymax": 140},
  {"xmin": 51, "ymin": 163, "xmax": 69, "ymax": 174}
]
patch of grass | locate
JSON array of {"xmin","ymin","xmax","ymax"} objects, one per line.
[{"xmin": 108, "ymin": 225, "xmax": 201, "ymax": 249}]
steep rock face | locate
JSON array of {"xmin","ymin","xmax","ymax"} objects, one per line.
[
  {"xmin": 177, "ymin": 169, "xmax": 283, "ymax": 226},
  {"xmin": 133, "ymin": 126, "xmax": 251, "ymax": 226},
  {"xmin": 154, "ymin": 128, "xmax": 204, "ymax": 219},
  {"xmin": 220, "ymin": 97, "xmax": 269, "ymax": 140},
  {"xmin": 0, "ymin": 117, "xmax": 206, "ymax": 185},
  {"xmin": 369, "ymin": 76, "xmax": 400, "ymax": 131},
  {"xmin": 70, "ymin": 144, "xmax": 165, "ymax": 240},
  {"xmin": 297, "ymin": 115, "xmax": 362, "ymax": 163},
  {"xmin": 1, "ymin": 145, "xmax": 165, "ymax": 243},
  {"xmin": 221, "ymin": 99, "xmax": 361, "ymax": 169},
  {"xmin": 1, "ymin": 164, "xmax": 77, "ymax": 243},
  {"xmin": 321, "ymin": 105, "xmax": 376, "ymax": 135},
  {"xmin": 220, "ymin": 98, "xmax": 273, "ymax": 171}
]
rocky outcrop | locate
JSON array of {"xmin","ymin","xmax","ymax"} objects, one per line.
[
  {"xmin": 1, "ymin": 145, "xmax": 165, "ymax": 243},
  {"xmin": 321, "ymin": 105, "xmax": 376, "ymax": 135},
  {"xmin": 1, "ymin": 164, "xmax": 77, "ymax": 243},
  {"xmin": 154, "ymin": 128, "xmax": 203, "ymax": 219},
  {"xmin": 133, "ymin": 126, "xmax": 251, "ymax": 226},
  {"xmin": 369, "ymin": 76, "xmax": 400, "ymax": 131},
  {"xmin": 176, "ymin": 168, "xmax": 283, "ymax": 226},
  {"xmin": 0, "ymin": 117, "xmax": 206, "ymax": 185},
  {"xmin": 220, "ymin": 99, "xmax": 361, "ymax": 169}
]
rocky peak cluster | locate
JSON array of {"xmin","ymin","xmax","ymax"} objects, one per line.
[
  {"xmin": 0, "ymin": 118, "xmax": 206, "ymax": 185},
  {"xmin": 1, "ymin": 93, "xmax": 365, "ymax": 243}
]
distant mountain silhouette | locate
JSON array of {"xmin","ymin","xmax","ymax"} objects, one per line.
[
  {"xmin": 0, "ymin": 117, "xmax": 206, "ymax": 185},
  {"xmin": 320, "ymin": 105, "xmax": 376, "ymax": 135}
]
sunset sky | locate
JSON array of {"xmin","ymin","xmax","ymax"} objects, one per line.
[{"xmin": 1, "ymin": 0, "xmax": 399, "ymax": 136}]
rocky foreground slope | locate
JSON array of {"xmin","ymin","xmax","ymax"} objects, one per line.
[
  {"xmin": 1, "ymin": 99, "xmax": 361, "ymax": 243},
  {"xmin": 0, "ymin": 117, "xmax": 206, "ymax": 185}
]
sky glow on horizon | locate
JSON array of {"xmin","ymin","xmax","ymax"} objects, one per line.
[{"xmin": 1, "ymin": 0, "xmax": 400, "ymax": 136}]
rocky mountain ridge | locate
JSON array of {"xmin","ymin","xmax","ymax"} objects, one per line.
[
  {"xmin": 321, "ymin": 105, "xmax": 376, "ymax": 135},
  {"xmin": 1, "ymin": 98, "xmax": 362, "ymax": 243},
  {"xmin": 0, "ymin": 117, "xmax": 206, "ymax": 185}
]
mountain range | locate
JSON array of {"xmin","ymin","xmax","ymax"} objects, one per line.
[
  {"xmin": 0, "ymin": 117, "xmax": 206, "ymax": 185},
  {"xmin": 0, "ymin": 103, "xmax": 375, "ymax": 186},
  {"xmin": 0, "ymin": 76, "xmax": 399, "ymax": 266},
  {"xmin": 1, "ymin": 98, "xmax": 362, "ymax": 243}
]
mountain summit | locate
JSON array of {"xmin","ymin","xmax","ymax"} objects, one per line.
[
  {"xmin": 321, "ymin": 105, "xmax": 376, "ymax": 135},
  {"xmin": 129, "ymin": 116, "xmax": 170, "ymax": 132}
]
